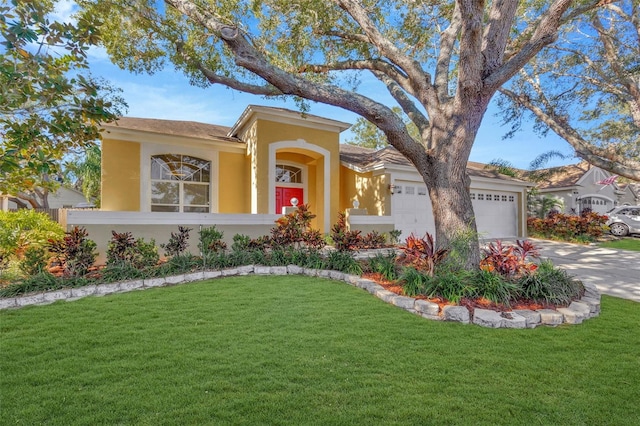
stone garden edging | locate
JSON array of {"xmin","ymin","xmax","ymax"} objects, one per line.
[{"xmin": 0, "ymin": 265, "xmax": 601, "ymax": 328}]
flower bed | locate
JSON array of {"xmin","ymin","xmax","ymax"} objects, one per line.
[{"xmin": 0, "ymin": 206, "xmax": 595, "ymax": 328}]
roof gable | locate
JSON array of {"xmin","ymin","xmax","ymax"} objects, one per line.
[{"xmin": 230, "ymin": 105, "xmax": 352, "ymax": 136}]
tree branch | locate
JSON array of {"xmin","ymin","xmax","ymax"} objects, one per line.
[
  {"xmin": 481, "ymin": 0, "xmax": 520, "ymax": 75},
  {"xmin": 485, "ymin": 0, "xmax": 592, "ymax": 92},
  {"xmin": 177, "ymin": 43, "xmax": 283, "ymax": 96},
  {"xmin": 374, "ymin": 71, "xmax": 431, "ymax": 148},
  {"xmin": 164, "ymin": 0, "xmax": 425, "ymax": 162},
  {"xmin": 330, "ymin": 0, "xmax": 432, "ymax": 99},
  {"xmin": 435, "ymin": 1, "xmax": 461, "ymax": 102},
  {"xmin": 500, "ymin": 87, "xmax": 640, "ymax": 180}
]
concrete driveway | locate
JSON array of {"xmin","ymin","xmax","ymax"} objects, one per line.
[{"xmin": 528, "ymin": 238, "xmax": 640, "ymax": 303}]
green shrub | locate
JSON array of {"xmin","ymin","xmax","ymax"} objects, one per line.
[
  {"xmin": 425, "ymin": 271, "xmax": 475, "ymax": 304},
  {"xmin": 399, "ymin": 267, "xmax": 427, "ymax": 297},
  {"xmin": 158, "ymin": 253, "xmax": 201, "ymax": 275},
  {"xmin": 106, "ymin": 232, "xmax": 160, "ymax": 271},
  {"xmin": 0, "ymin": 251, "xmax": 10, "ymax": 272},
  {"xmin": 0, "ymin": 210, "xmax": 64, "ymax": 259},
  {"xmin": 135, "ymin": 238, "xmax": 160, "ymax": 268},
  {"xmin": 518, "ymin": 260, "xmax": 584, "ymax": 305},
  {"xmin": 388, "ymin": 229, "xmax": 402, "ymax": 245},
  {"xmin": 231, "ymin": 234, "xmax": 251, "ymax": 252},
  {"xmin": 268, "ymin": 247, "xmax": 294, "ymax": 266},
  {"xmin": 199, "ymin": 226, "xmax": 227, "ymax": 255},
  {"xmin": 297, "ymin": 248, "xmax": 326, "ymax": 269},
  {"xmin": 440, "ymin": 226, "xmax": 480, "ymax": 272},
  {"xmin": 0, "ymin": 272, "xmax": 62, "ymax": 297},
  {"xmin": 102, "ymin": 264, "xmax": 146, "ymax": 283},
  {"xmin": 19, "ymin": 246, "xmax": 50, "ymax": 277},
  {"xmin": 326, "ymin": 250, "xmax": 362, "ymax": 275},
  {"xmin": 368, "ymin": 251, "xmax": 399, "ymax": 281},
  {"xmin": 472, "ymin": 269, "xmax": 519, "ymax": 306}
]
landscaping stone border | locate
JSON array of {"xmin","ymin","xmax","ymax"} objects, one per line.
[{"xmin": 0, "ymin": 265, "xmax": 601, "ymax": 328}]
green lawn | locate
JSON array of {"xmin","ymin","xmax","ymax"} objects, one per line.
[
  {"xmin": 599, "ymin": 237, "xmax": 640, "ymax": 252},
  {"xmin": 1, "ymin": 276, "xmax": 639, "ymax": 425}
]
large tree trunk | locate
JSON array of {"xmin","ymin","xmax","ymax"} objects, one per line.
[
  {"xmin": 415, "ymin": 100, "xmax": 490, "ymax": 269},
  {"xmin": 424, "ymin": 157, "xmax": 479, "ymax": 269}
]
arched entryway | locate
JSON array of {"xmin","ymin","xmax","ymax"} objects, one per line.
[{"xmin": 268, "ymin": 140, "xmax": 332, "ymax": 231}]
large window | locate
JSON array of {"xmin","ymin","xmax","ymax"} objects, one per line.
[{"xmin": 151, "ymin": 154, "xmax": 210, "ymax": 212}]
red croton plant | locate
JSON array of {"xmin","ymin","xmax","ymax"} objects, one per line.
[{"xmin": 480, "ymin": 240, "xmax": 540, "ymax": 278}]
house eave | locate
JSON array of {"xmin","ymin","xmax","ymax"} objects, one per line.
[
  {"xmin": 230, "ymin": 105, "xmax": 352, "ymax": 136},
  {"xmin": 342, "ymin": 160, "xmax": 533, "ymax": 187},
  {"xmin": 102, "ymin": 126, "xmax": 246, "ymax": 153}
]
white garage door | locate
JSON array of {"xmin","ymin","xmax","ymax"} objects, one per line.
[
  {"xmin": 391, "ymin": 181, "xmax": 519, "ymax": 240},
  {"xmin": 391, "ymin": 181, "xmax": 435, "ymax": 240},
  {"xmin": 471, "ymin": 191, "xmax": 518, "ymax": 239}
]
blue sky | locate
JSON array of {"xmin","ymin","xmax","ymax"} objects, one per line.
[{"xmin": 56, "ymin": 2, "xmax": 577, "ymax": 170}]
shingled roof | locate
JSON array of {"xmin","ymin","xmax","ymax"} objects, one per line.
[
  {"xmin": 339, "ymin": 144, "xmax": 529, "ymax": 182},
  {"xmin": 103, "ymin": 117, "xmax": 242, "ymax": 143},
  {"xmin": 522, "ymin": 161, "xmax": 593, "ymax": 189}
]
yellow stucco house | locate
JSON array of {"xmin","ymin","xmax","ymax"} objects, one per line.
[{"xmin": 67, "ymin": 105, "xmax": 530, "ymax": 260}]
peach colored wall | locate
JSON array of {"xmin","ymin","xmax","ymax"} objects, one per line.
[
  {"xmin": 340, "ymin": 166, "xmax": 389, "ymax": 215},
  {"xmin": 101, "ymin": 139, "xmax": 140, "ymax": 211},
  {"xmin": 218, "ymin": 151, "xmax": 250, "ymax": 213}
]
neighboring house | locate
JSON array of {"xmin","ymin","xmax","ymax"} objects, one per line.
[
  {"xmin": 528, "ymin": 162, "xmax": 640, "ymax": 215},
  {"xmin": 0, "ymin": 187, "xmax": 89, "ymax": 211},
  {"xmin": 99, "ymin": 105, "xmax": 530, "ymax": 242}
]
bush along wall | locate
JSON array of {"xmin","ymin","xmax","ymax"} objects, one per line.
[
  {"xmin": 527, "ymin": 211, "xmax": 608, "ymax": 243},
  {"xmin": 0, "ymin": 206, "xmax": 597, "ymax": 329}
]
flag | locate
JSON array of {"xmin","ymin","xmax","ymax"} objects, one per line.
[{"xmin": 596, "ymin": 175, "xmax": 618, "ymax": 186}]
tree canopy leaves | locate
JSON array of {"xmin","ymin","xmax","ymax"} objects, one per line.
[
  {"xmin": 499, "ymin": 0, "xmax": 640, "ymax": 180},
  {"xmin": 0, "ymin": 0, "xmax": 126, "ymax": 208}
]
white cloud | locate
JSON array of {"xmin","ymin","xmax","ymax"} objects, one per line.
[{"xmin": 51, "ymin": 0, "xmax": 78, "ymax": 24}]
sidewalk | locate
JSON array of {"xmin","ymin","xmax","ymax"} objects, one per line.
[{"xmin": 527, "ymin": 239, "xmax": 640, "ymax": 303}]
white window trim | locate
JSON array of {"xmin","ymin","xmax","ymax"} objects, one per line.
[{"xmin": 141, "ymin": 142, "xmax": 219, "ymax": 213}]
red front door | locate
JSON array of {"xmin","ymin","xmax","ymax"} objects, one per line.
[{"xmin": 276, "ymin": 187, "xmax": 304, "ymax": 214}]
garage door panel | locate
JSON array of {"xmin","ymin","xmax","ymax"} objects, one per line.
[
  {"xmin": 392, "ymin": 181, "xmax": 435, "ymax": 240},
  {"xmin": 472, "ymin": 191, "xmax": 517, "ymax": 239},
  {"xmin": 392, "ymin": 181, "xmax": 519, "ymax": 241}
]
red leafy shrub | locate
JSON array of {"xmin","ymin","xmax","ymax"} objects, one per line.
[
  {"xmin": 480, "ymin": 239, "xmax": 539, "ymax": 279},
  {"xmin": 270, "ymin": 204, "xmax": 326, "ymax": 249},
  {"xmin": 330, "ymin": 212, "xmax": 362, "ymax": 252},
  {"xmin": 527, "ymin": 212, "xmax": 608, "ymax": 241},
  {"xmin": 361, "ymin": 230, "xmax": 387, "ymax": 249},
  {"xmin": 399, "ymin": 233, "xmax": 449, "ymax": 277},
  {"xmin": 48, "ymin": 226, "xmax": 97, "ymax": 277}
]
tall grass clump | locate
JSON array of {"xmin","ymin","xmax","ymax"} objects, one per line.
[{"xmin": 518, "ymin": 259, "xmax": 584, "ymax": 305}]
